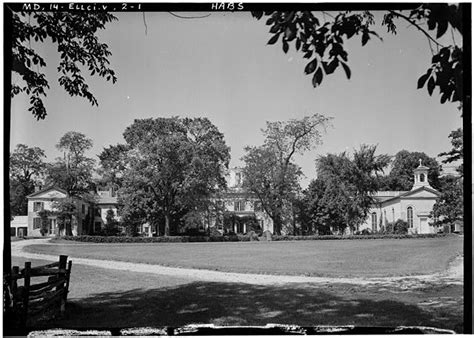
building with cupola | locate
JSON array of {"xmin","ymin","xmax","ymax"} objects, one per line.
[{"xmin": 360, "ymin": 160, "xmax": 441, "ymax": 234}]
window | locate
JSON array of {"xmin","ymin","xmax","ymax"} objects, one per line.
[
  {"xmin": 33, "ymin": 202, "xmax": 44, "ymax": 212},
  {"xmin": 407, "ymin": 207, "xmax": 413, "ymax": 228},
  {"xmin": 82, "ymin": 204, "xmax": 86, "ymax": 214},
  {"xmin": 234, "ymin": 200, "xmax": 245, "ymax": 211},
  {"xmin": 420, "ymin": 173, "xmax": 425, "ymax": 182},
  {"xmin": 371, "ymin": 213, "xmax": 377, "ymax": 231},
  {"xmin": 33, "ymin": 217, "xmax": 41, "ymax": 229}
]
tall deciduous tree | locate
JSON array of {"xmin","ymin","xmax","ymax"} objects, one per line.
[
  {"xmin": 119, "ymin": 117, "xmax": 230, "ymax": 236},
  {"xmin": 242, "ymin": 114, "xmax": 331, "ymax": 235},
  {"xmin": 52, "ymin": 198, "xmax": 76, "ymax": 236},
  {"xmin": 97, "ymin": 144, "xmax": 130, "ymax": 190},
  {"xmin": 314, "ymin": 145, "xmax": 390, "ymax": 234},
  {"xmin": 431, "ymin": 175, "xmax": 463, "ymax": 228},
  {"xmin": 10, "ymin": 11, "xmax": 117, "ymax": 119},
  {"xmin": 9, "ymin": 144, "xmax": 46, "ymax": 216},
  {"xmin": 46, "ymin": 131, "xmax": 95, "ymax": 196},
  {"xmin": 438, "ymin": 128, "xmax": 463, "ymax": 176},
  {"xmin": 381, "ymin": 150, "xmax": 441, "ymax": 191}
]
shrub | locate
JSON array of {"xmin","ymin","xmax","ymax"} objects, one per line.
[
  {"xmin": 58, "ymin": 232, "xmax": 449, "ymax": 243},
  {"xmin": 355, "ymin": 229, "xmax": 372, "ymax": 236},
  {"xmin": 261, "ymin": 230, "xmax": 273, "ymax": 241}
]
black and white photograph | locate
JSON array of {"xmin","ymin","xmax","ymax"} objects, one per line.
[{"xmin": 4, "ymin": 2, "xmax": 469, "ymax": 335}]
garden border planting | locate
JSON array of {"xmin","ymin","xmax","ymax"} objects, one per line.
[{"xmin": 55, "ymin": 233, "xmax": 451, "ymax": 243}]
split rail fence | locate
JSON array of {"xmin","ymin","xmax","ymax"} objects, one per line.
[{"xmin": 9, "ymin": 255, "xmax": 72, "ymax": 327}]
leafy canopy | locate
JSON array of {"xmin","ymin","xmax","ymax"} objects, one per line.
[
  {"xmin": 242, "ymin": 114, "xmax": 331, "ymax": 235},
  {"xmin": 380, "ymin": 150, "xmax": 441, "ymax": 191},
  {"xmin": 314, "ymin": 144, "xmax": 390, "ymax": 233},
  {"xmin": 118, "ymin": 117, "xmax": 230, "ymax": 236},
  {"xmin": 11, "ymin": 11, "xmax": 117, "ymax": 119},
  {"xmin": 46, "ymin": 131, "xmax": 95, "ymax": 196},
  {"xmin": 252, "ymin": 4, "xmax": 463, "ymax": 106},
  {"xmin": 9, "ymin": 144, "xmax": 46, "ymax": 216}
]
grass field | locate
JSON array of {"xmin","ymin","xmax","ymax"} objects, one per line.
[
  {"xmin": 10, "ymin": 256, "xmax": 464, "ymax": 332},
  {"xmin": 24, "ymin": 236, "xmax": 462, "ymax": 277}
]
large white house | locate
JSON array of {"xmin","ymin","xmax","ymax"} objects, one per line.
[
  {"xmin": 360, "ymin": 161, "xmax": 441, "ymax": 234},
  {"xmin": 18, "ymin": 163, "xmax": 440, "ymax": 237},
  {"xmin": 25, "ymin": 186, "xmax": 120, "ymax": 237},
  {"xmin": 214, "ymin": 167, "xmax": 274, "ymax": 234}
]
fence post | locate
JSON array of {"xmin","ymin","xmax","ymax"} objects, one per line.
[
  {"xmin": 11, "ymin": 266, "xmax": 19, "ymax": 297},
  {"xmin": 58, "ymin": 255, "xmax": 68, "ymax": 314},
  {"xmin": 21, "ymin": 262, "xmax": 31, "ymax": 328}
]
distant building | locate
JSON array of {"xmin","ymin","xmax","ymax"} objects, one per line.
[
  {"xmin": 209, "ymin": 168, "xmax": 274, "ymax": 234},
  {"xmin": 93, "ymin": 188, "xmax": 121, "ymax": 233},
  {"xmin": 25, "ymin": 186, "xmax": 122, "ymax": 237},
  {"xmin": 26, "ymin": 186, "xmax": 91, "ymax": 236},
  {"xmin": 10, "ymin": 216, "xmax": 28, "ymax": 237},
  {"xmin": 360, "ymin": 161, "xmax": 441, "ymax": 234}
]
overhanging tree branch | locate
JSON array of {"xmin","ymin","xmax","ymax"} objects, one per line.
[{"xmin": 388, "ymin": 10, "xmax": 445, "ymax": 48}]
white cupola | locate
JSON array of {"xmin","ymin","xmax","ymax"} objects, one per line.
[{"xmin": 412, "ymin": 159, "xmax": 431, "ymax": 190}]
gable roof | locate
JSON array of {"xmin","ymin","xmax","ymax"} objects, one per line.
[
  {"xmin": 379, "ymin": 186, "xmax": 440, "ymax": 204},
  {"xmin": 27, "ymin": 186, "xmax": 68, "ymax": 199}
]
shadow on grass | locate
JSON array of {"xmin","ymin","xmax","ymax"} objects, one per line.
[{"xmin": 31, "ymin": 282, "xmax": 463, "ymax": 332}]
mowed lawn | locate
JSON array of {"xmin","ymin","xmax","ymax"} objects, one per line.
[
  {"xmin": 24, "ymin": 236, "xmax": 462, "ymax": 277},
  {"xmin": 10, "ymin": 256, "xmax": 464, "ymax": 332}
]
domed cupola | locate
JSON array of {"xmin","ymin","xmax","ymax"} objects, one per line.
[{"xmin": 412, "ymin": 159, "xmax": 431, "ymax": 190}]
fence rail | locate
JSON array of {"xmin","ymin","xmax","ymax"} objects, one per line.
[{"xmin": 9, "ymin": 255, "xmax": 72, "ymax": 327}]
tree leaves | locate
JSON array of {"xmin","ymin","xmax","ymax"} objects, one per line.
[
  {"xmin": 340, "ymin": 61, "xmax": 351, "ymax": 79},
  {"xmin": 312, "ymin": 68, "xmax": 323, "ymax": 87},
  {"xmin": 267, "ymin": 33, "xmax": 279, "ymax": 45},
  {"xmin": 427, "ymin": 76, "xmax": 436, "ymax": 95},
  {"xmin": 11, "ymin": 12, "xmax": 118, "ymax": 120},
  {"xmin": 417, "ymin": 73, "xmax": 429, "ymax": 89},
  {"xmin": 304, "ymin": 58, "xmax": 317, "ymax": 75},
  {"xmin": 253, "ymin": 8, "xmax": 463, "ymax": 105}
]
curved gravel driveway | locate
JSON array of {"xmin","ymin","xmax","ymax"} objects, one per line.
[{"xmin": 12, "ymin": 238, "xmax": 463, "ymax": 287}]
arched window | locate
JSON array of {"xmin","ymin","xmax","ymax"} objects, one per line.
[
  {"xmin": 407, "ymin": 207, "xmax": 413, "ymax": 228},
  {"xmin": 371, "ymin": 212, "xmax": 377, "ymax": 231},
  {"xmin": 420, "ymin": 173, "xmax": 425, "ymax": 182}
]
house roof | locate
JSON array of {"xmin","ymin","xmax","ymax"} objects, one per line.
[
  {"xmin": 377, "ymin": 186, "xmax": 440, "ymax": 204},
  {"xmin": 27, "ymin": 186, "xmax": 68, "ymax": 198},
  {"xmin": 11, "ymin": 216, "xmax": 28, "ymax": 225}
]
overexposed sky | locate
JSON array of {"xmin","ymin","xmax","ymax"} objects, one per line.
[{"xmin": 10, "ymin": 11, "xmax": 462, "ymax": 187}]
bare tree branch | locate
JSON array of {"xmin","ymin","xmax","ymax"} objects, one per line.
[
  {"xmin": 142, "ymin": 12, "xmax": 148, "ymax": 35},
  {"xmin": 168, "ymin": 12, "xmax": 211, "ymax": 19},
  {"xmin": 388, "ymin": 10, "xmax": 445, "ymax": 48}
]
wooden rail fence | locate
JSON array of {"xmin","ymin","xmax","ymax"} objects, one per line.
[{"xmin": 9, "ymin": 255, "xmax": 72, "ymax": 327}]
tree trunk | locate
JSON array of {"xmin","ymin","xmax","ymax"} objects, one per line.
[
  {"xmin": 66, "ymin": 216, "xmax": 73, "ymax": 236},
  {"xmin": 164, "ymin": 213, "xmax": 170, "ymax": 236},
  {"xmin": 273, "ymin": 214, "xmax": 282, "ymax": 235}
]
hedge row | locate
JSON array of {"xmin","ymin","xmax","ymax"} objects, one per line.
[
  {"xmin": 59, "ymin": 233, "xmax": 449, "ymax": 243},
  {"xmin": 271, "ymin": 233, "xmax": 449, "ymax": 241},
  {"xmin": 60, "ymin": 235, "xmax": 251, "ymax": 243}
]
